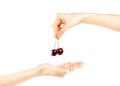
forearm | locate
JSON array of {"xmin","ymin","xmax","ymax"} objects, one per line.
[
  {"xmin": 0, "ymin": 81, "xmax": 4, "ymax": 86},
  {"xmin": 82, "ymin": 13, "xmax": 120, "ymax": 31},
  {"xmin": 0, "ymin": 68, "xmax": 38, "ymax": 86}
]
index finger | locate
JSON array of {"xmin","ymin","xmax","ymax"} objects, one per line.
[{"xmin": 54, "ymin": 15, "xmax": 63, "ymax": 35}]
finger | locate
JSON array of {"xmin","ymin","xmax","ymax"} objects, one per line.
[
  {"xmin": 59, "ymin": 64, "xmax": 74, "ymax": 73},
  {"xmin": 69, "ymin": 62, "xmax": 83, "ymax": 70},
  {"xmin": 59, "ymin": 62, "xmax": 72, "ymax": 67},
  {"xmin": 56, "ymin": 28, "xmax": 65, "ymax": 39},
  {"xmin": 68, "ymin": 64, "xmax": 75, "ymax": 72},
  {"xmin": 56, "ymin": 24, "xmax": 69, "ymax": 39},
  {"xmin": 66, "ymin": 62, "xmax": 83, "ymax": 73},
  {"xmin": 56, "ymin": 30, "xmax": 64, "ymax": 39},
  {"xmin": 54, "ymin": 16, "xmax": 63, "ymax": 35},
  {"xmin": 74, "ymin": 62, "xmax": 83, "ymax": 68},
  {"xmin": 58, "ymin": 62, "xmax": 72, "ymax": 69}
]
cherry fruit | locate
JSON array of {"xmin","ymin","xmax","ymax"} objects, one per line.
[
  {"xmin": 51, "ymin": 49, "xmax": 58, "ymax": 56},
  {"xmin": 57, "ymin": 48, "xmax": 64, "ymax": 55}
]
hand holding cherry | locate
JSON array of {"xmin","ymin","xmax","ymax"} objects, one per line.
[{"xmin": 51, "ymin": 39, "xmax": 64, "ymax": 56}]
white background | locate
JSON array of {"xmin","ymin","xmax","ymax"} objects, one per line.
[{"xmin": 0, "ymin": 0, "xmax": 120, "ymax": 86}]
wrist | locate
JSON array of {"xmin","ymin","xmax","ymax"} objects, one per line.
[
  {"xmin": 32, "ymin": 65, "xmax": 44, "ymax": 77},
  {"xmin": 80, "ymin": 13, "xmax": 94, "ymax": 23}
]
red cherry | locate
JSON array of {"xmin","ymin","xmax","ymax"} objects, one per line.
[
  {"xmin": 51, "ymin": 49, "xmax": 58, "ymax": 56},
  {"xmin": 57, "ymin": 48, "xmax": 64, "ymax": 55}
]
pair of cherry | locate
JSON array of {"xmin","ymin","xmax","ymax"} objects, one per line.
[
  {"xmin": 51, "ymin": 48, "xmax": 63, "ymax": 56},
  {"xmin": 51, "ymin": 39, "xmax": 64, "ymax": 56}
]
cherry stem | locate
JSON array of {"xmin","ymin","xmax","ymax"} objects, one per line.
[
  {"xmin": 57, "ymin": 39, "xmax": 59, "ymax": 48},
  {"xmin": 54, "ymin": 38, "xmax": 59, "ymax": 49},
  {"xmin": 54, "ymin": 40, "xmax": 56, "ymax": 49}
]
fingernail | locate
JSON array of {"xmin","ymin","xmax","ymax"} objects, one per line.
[
  {"xmin": 56, "ymin": 36, "xmax": 59, "ymax": 39},
  {"xmin": 56, "ymin": 34, "xmax": 60, "ymax": 39}
]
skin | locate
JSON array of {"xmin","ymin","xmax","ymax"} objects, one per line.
[
  {"xmin": 0, "ymin": 62, "xmax": 83, "ymax": 86},
  {"xmin": 53, "ymin": 13, "xmax": 120, "ymax": 39}
]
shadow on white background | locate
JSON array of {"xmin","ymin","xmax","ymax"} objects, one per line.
[{"xmin": 0, "ymin": 0, "xmax": 120, "ymax": 86}]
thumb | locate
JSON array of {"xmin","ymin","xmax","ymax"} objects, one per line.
[{"xmin": 56, "ymin": 25, "xmax": 68, "ymax": 39}]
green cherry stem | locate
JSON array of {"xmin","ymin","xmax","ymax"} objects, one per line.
[
  {"xmin": 57, "ymin": 39, "xmax": 59, "ymax": 48},
  {"xmin": 54, "ymin": 38, "xmax": 59, "ymax": 49}
]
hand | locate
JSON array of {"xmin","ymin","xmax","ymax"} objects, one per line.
[
  {"xmin": 0, "ymin": 62, "xmax": 83, "ymax": 86},
  {"xmin": 53, "ymin": 13, "xmax": 89, "ymax": 39},
  {"xmin": 34, "ymin": 62, "xmax": 83, "ymax": 77}
]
